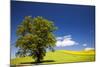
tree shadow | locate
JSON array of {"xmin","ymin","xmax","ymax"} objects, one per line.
[{"xmin": 20, "ymin": 60, "xmax": 55, "ymax": 65}]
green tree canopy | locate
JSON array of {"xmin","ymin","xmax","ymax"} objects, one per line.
[{"xmin": 16, "ymin": 16, "xmax": 57, "ymax": 63}]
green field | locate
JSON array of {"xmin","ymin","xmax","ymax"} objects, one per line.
[{"xmin": 11, "ymin": 50, "xmax": 95, "ymax": 66}]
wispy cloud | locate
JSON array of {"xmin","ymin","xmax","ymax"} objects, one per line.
[
  {"xmin": 56, "ymin": 35, "xmax": 78, "ymax": 47},
  {"xmin": 82, "ymin": 43, "xmax": 87, "ymax": 47}
]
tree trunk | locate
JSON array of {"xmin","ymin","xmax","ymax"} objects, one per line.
[
  {"xmin": 36, "ymin": 57, "xmax": 41, "ymax": 63},
  {"xmin": 36, "ymin": 50, "xmax": 41, "ymax": 63}
]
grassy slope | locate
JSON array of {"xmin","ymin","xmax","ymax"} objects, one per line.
[{"xmin": 11, "ymin": 50, "xmax": 95, "ymax": 65}]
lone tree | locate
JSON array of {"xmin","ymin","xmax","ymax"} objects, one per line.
[{"xmin": 16, "ymin": 16, "xmax": 57, "ymax": 63}]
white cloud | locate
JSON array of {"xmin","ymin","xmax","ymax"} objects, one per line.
[
  {"xmin": 84, "ymin": 47, "xmax": 94, "ymax": 51},
  {"xmin": 83, "ymin": 43, "xmax": 87, "ymax": 47},
  {"xmin": 56, "ymin": 37, "xmax": 63, "ymax": 40},
  {"xmin": 56, "ymin": 35, "xmax": 78, "ymax": 47}
]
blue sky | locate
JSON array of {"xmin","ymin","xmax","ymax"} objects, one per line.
[{"xmin": 11, "ymin": 1, "xmax": 95, "ymax": 58}]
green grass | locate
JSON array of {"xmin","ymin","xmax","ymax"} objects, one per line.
[{"xmin": 11, "ymin": 50, "xmax": 95, "ymax": 65}]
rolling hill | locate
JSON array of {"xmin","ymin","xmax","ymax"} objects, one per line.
[{"xmin": 11, "ymin": 50, "xmax": 95, "ymax": 66}]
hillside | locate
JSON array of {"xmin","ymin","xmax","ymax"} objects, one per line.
[{"xmin": 11, "ymin": 50, "xmax": 95, "ymax": 66}]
